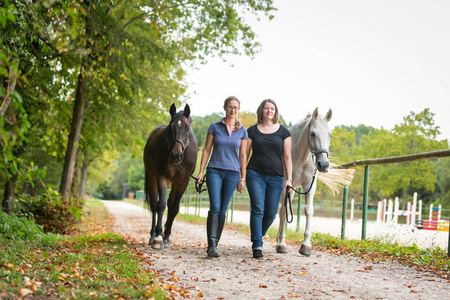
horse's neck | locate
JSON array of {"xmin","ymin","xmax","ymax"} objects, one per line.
[{"xmin": 291, "ymin": 118, "xmax": 312, "ymax": 167}]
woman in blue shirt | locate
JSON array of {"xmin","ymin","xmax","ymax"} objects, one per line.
[{"xmin": 196, "ymin": 96, "xmax": 248, "ymax": 257}]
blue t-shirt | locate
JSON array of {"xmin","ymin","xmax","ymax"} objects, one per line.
[{"xmin": 207, "ymin": 120, "xmax": 248, "ymax": 172}]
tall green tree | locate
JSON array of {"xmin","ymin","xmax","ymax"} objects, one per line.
[
  {"xmin": 1, "ymin": 0, "xmax": 65, "ymax": 212},
  {"xmin": 362, "ymin": 109, "xmax": 448, "ymax": 209},
  {"xmin": 435, "ymin": 158, "xmax": 450, "ymax": 209},
  {"xmin": 56, "ymin": 0, "xmax": 275, "ymax": 199}
]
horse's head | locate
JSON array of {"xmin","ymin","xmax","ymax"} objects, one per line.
[
  {"xmin": 167, "ymin": 103, "xmax": 192, "ymax": 165},
  {"xmin": 308, "ymin": 107, "xmax": 332, "ymax": 173}
]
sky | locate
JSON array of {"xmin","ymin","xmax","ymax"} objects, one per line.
[{"xmin": 183, "ymin": 0, "xmax": 450, "ymax": 142}]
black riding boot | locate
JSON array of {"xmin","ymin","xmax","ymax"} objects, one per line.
[
  {"xmin": 206, "ymin": 211, "xmax": 220, "ymax": 257},
  {"xmin": 215, "ymin": 218, "xmax": 225, "ymax": 248}
]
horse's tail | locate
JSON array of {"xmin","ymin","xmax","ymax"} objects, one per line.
[
  {"xmin": 317, "ymin": 162, "xmax": 354, "ymax": 195},
  {"xmin": 144, "ymin": 170, "xmax": 150, "ymax": 209}
]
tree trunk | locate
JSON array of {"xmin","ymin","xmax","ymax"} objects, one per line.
[
  {"xmin": 0, "ymin": 59, "xmax": 18, "ymax": 117},
  {"xmin": 2, "ymin": 172, "xmax": 18, "ymax": 214},
  {"xmin": 59, "ymin": 68, "xmax": 87, "ymax": 199},
  {"xmin": 71, "ymin": 162, "xmax": 81, "ymax": 198},
  {"xmin": 78, "ymin": 161, "xmax": 90, "ymax": 199}
]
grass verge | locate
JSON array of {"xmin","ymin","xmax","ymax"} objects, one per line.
[{"xmin": 0, "ymin": 199, "xmax": 166, "ymax": 299}]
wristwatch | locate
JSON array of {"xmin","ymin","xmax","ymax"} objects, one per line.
[
  {"xmin": 287, "ymin": 178, "xmax": 292, "ymax": 181},
  {"xmin": 240, "ymin": 178, "xmax": 246, "ymax": 182}
]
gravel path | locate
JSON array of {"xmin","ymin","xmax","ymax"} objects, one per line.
[{"xmin": 103, "ymin": 200, "xmax": 449, "ymax": 300}]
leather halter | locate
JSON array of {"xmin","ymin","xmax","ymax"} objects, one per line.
[
  {"xmin": 307, "ymin": 119, "xmax": 329, "ymax": 168},
  {"xmin": 166, "ymin": 122, "xmax": 191, "ymax": 154}
]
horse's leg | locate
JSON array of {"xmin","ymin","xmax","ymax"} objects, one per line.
[
  {"xmin": 163, "ymin": 187, "xmax": 184, "ymax": 249},
  {"xmin": 145, "ymin": 173, "xmax": 158, "ymax": 246},
  {"xmin": 299, "ymin": 182, "xmax": 317, "ymax": 256},
  {"xmin": 152, "ymin": 178, "xmax": 167, "ymax": 250},
  {"xmin": 276, "ymin": 189, "xmax": 291, "ymax": 253}
]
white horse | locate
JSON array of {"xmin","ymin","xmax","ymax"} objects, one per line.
[{"xmin": 276, "ymin": 108, "xmax": 353, "ymax": 256}]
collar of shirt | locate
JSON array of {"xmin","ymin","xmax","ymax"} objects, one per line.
[{"xmin": 220, "ymin": 119, "xmax": 242, "ymax": 137}]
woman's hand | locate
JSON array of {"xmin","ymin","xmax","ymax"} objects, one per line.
[
  {"xmin": 237, "ymin": 179, "xmax": 246, "ymax": 193},
  {"xmin": 284, "ymin": 178, "xmax": 292, "ymax": 192},
  {"xmin": 196, "ymin": 172, "xmax": 204, "ymax": 184}
]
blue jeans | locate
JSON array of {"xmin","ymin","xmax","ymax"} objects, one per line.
[
  {"xmin": 206, "ymin": 168, "xmax": 239, "ymax": 220},
  {"xmin": 247, "ymin": 169, "xmax": 284, "ymax": 250}
]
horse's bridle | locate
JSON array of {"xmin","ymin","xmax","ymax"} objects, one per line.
[
  {"xmin": 307, "ymin": 120, "xmax": 329, "ymax": 168},
  {"xmin": 165, "ymin": 125, "xmax": 206, "ymax": 193},
  {"xmin": 166, "ymin": 126, "xmax": 191, "ymax": 154}
]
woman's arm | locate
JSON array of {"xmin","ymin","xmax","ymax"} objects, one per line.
[
  {"xmin": 283, "ymin": 136, "xmax": 293, "ymax": 191},
  {"xmin": 237, "ymin": 138, "xmax": 248, "ymax": 193},
  {"xmin": 196, "ymin": 132, "xmax": 214, "ymax": 183}
]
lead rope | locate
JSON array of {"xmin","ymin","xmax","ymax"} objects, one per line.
[
  {"xmin": 284, "ymin": 168, "xmax": 318, "ymax": 223},
  {"xmin": 177, "ymin": 164, "xmax": 206, "ymax": 194}
]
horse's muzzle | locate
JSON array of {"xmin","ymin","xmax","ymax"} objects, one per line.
[
  {"xmin": 171, "ymin": 152, "xmax": 183, "ymax": 165},
  {"xmin": 316, "ymin": 155, "xmax": 329, "ymax": 173}
]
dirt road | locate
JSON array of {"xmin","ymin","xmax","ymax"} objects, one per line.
[{"xmin": 103, "ymin": 200, "xmax": 449, "ymax": 300}]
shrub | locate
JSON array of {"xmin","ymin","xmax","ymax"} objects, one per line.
[
  {"xmin": 14, "ymin": 189, "xmax": 84, "ymax": 234},
  {"xmin": 0, "ymin": 211, "xmax": 45, "ymax": 240}
]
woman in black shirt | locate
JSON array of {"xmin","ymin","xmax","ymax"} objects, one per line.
[{"xmin": 246, "ymin": 99, "xmax": 293, "ymax": 259}]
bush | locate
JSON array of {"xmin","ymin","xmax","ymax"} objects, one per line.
[
  {"xmin": 14, "ymin": 189, "xmax": 84, "ymax": 234},
  {"xmin": 0, "ymin": 211, "xmax": 45, "ymax": 240}
]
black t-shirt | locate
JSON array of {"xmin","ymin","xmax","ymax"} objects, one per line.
[{"xmin": 247, "ymin": 124, "xmax": 291, "ymax": 176}]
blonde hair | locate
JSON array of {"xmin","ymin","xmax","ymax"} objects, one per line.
[
  {"xmin": 224, "ymin": 96, "xmax": 241, "ymax": 129},
  {"xmin": 256, "ymin": 99, "xmax": 279, "ymax": 124}
]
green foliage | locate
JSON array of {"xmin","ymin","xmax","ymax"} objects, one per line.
[
  {"xmin": 191, "ymin": 112, "xmax": 223, "ymax": 148},
  {"xmin": 435, "ymin": 158, "xmax": 450, "ymax": 209},
  {"xmin": 14, "ymin": 189, "xmax": 83, "ymax": 234},
  {"xmin": 0, "ymin": 211, "xmax": 45, "ymax": 240},
  {"xmin": 0, "ymin": 201, "xmax": 166, "ymax": 299},
  {"xmin": 361, "ymin": 109, "xmax": 448, "ymax": 203},
  {"xmin": 128, "ymin": 161, "xmax": 145, "ymax": 191}
]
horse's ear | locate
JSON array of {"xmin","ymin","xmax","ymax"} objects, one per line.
[
  {"xmin": 325, "ymin": 109, "xmax": 332, "ymax": 122},
  {"xmin": 183, "ymin": 104, "xmax": 191, "ymax": 118},
  {"xmin": 312, "ymin": 107, "xmax": 319, "ymax": 120},
  {"xmin": 170, "ymin": 103, "xmax": 176, "ymax": 118}
]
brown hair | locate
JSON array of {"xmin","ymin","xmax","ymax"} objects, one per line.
[
  {"xmin": 223, "ymin": 96, "xmax": 241, "ymax": 129},
  {"xmin": 256, "ymin": 99, "xmax": 279, "ymax": 124}
]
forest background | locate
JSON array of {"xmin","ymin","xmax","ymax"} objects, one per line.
[{"xmin": 1, "ymin": 0, "xmax": 449, "ymax": 226}]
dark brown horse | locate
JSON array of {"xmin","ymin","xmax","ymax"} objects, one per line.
[{"xmin": 143, "ymin": 103, "xmax": 198, "ymax": 249}]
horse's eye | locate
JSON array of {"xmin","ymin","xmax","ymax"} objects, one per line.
[
  {"xmin": 186, "ymin": 125, "xmax": 191, "ymax": 130},
  {"xmin": 310, "ymin": 132, "xmax": 316, "ymax": 137},
  {"xmin": 329, "ymin": 133, "xmax": 332, "ymax": 138}
]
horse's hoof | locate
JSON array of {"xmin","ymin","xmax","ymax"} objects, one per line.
[
  {"xmin": 163, "ymin": 240, "xmax": 170, "ymax": 249},
  {"xmin": 148, "ymin": 238, "xmax": 154, "ymax": 246},
  {"xmin": 299, "ymin": 244, "xmax": 312, "ymax": 257},
  {"xmin": 276, "ymin": 245, "xmax": 289, "ymax": 254},
  {"xmin": 152, "ymin": 236, "xmax": 163, "ymax": 250}
]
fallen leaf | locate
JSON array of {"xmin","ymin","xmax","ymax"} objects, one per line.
[{"xmin": 18, "ymin": 288, "xmax": 32, "ymax": 297}]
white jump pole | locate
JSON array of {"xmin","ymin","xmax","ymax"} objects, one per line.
[
  {"xmin": 411, "ymin": 193, "xmax": 417, "ymax": 226},
  {"xmin": 377, "ymin": 201, "xmax": 382, "ymax": 223},
  {"xmin": 429, "ymin": 204, "xmax": 433, "ymax": 221},
  {"xmin": 394, "ymin": 197, "xmax": 399, "ymax": 224},
  {"xmin": 387, "ymin": 199, "xmax": 393, "ymax": 225},
  {"xmin": 418, "ymin": 199, "xmax": 422, "ymax": 220},
  {"xmin": 351, "ymin": 199, "xmax": 354, "ymax": 222}
]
